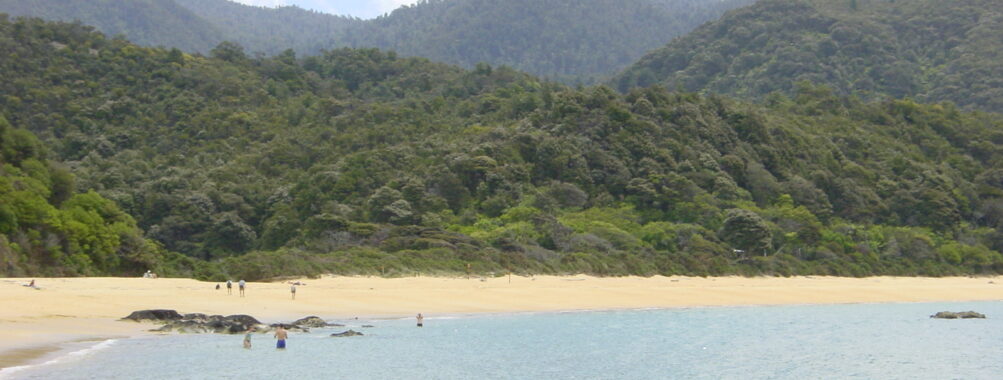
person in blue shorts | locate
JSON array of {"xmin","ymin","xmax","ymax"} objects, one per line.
[{"xmin": 274, "ymin": 326, "xmax": 288, "ymax": 349}]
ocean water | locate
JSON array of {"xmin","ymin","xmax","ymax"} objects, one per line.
[{"xmin": 4, "ymin": 301, "xmax": 1002, "ymax": 379}]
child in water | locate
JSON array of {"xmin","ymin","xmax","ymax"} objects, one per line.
[{"xmin": 243, "ymin": 328, "xmax": 253, "ymax": 349}]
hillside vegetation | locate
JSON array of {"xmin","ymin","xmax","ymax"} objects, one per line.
[
  {"xmin": 2, "ymin": 16, "xmax": 1003, "ymax": 279},
  {"xmin": 615, "ymin": 0, "xmax": 1003, "ymax": 113},
  {"xmin": 0, "ymin": 0, "xmax": 751, "ymax": 84},
  {"xmin": 0, "ymin": 116, "xmax": 204, "ymax": 277}
]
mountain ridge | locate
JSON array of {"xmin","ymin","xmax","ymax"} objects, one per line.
[
  {"xmin": 0, "ymin": 0, "xmax": 752, "ymax": 84},
  {"xmin": 613, "ymin": 0, "xmax": 1003, "ymax": 112}
]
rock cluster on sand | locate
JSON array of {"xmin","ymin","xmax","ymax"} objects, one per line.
[
  {"xmin": 930, "ymin": 311, "xmax": 986, "ymax": 319},
  {"xmin": 121, "ymin": 310, "xmax": 343, "ymax": 334},
  {"xmin": 122, "ymin": 309, "xmax": 183, "ymax": 322}
]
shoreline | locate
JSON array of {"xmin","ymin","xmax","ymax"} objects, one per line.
[
  {"xmin": 5, "ymin": 298, "xmax": 1002, "ymax": 375},
  {"xmin": 0, "ymin": 337, "xmax": 124, "ymax": 377},
  {"xmin": 2, "ymin": 275, "xmax": 1001, "ymax": 369}
]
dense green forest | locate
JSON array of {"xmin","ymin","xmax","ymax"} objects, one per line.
[
  {"xmin": 615, "ymin": 0, "xmax": 1003, "ymax": 113},
  {"xmin": 3, "ymin": 16, "xmax": 1003, "ymax": 280},
  {"xmin": 0, "ymin": 116, "xmax": 205, "ymax": 277},
  {"xmin": 0, "ymin": 0, "xmax": 751, "ymax": 84}
]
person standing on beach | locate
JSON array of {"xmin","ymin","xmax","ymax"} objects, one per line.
[
  {"xmin": 290, "ymin": 284, "xmax": 296, "ymax": 300},
  {"xmin": 416, "ymin": 313, "xmax": 424, "ymax": 327},
  {"xmin": 239, "ymin": 279, "xmax": 246, "ymax": 297},
  {"xmin": 226, "ymin": 280, "xmax": 233, "ymax": 295},
  {"xmin": 274, "ymin": 326, "xmax": 288, "ymax": 349}
]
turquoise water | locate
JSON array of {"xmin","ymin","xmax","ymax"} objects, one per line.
[{"xmin": 4, "ymin": 301, "xmax": 1003, "ymax": 379}]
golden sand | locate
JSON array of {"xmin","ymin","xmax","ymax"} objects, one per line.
[{"xmin": 2, "ymin": 275, "xmax": 1001, "ymax": 368}]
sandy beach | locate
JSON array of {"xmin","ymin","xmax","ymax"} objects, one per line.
[{"xmin": 2, "ymin": 275, "xmax": 1001, "ymax": 368}]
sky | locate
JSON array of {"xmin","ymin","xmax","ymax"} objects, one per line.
[{"xmin": 231, "ymin": 0, "xmax": 419, "ymax": 19}]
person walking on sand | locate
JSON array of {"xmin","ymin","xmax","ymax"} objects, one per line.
[
  {"xmin": 274, "ymin": 326, "xmax": 288, "ymax": 349},
  {"xmin": 290, "ymin": 284, "xmax": 296, "ymax": 300},
  {"xmin": 416, "ymin": 313, "xmax": 424, "ymax": 327},
  {"xmin": 226, "ymin": 280, "xmax": 233, "ymax": 295},
  {"xmin": 238, "ymin": 279, "xmax": 246, "ymax": 297}
]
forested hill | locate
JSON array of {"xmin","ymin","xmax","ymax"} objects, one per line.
[
  {"xmin": 0, "ymin": 0, "xmax": 358, "ymax": 56},
  {"xmin": 0, "ymin": 0, "xmax": 752, "ymax": 84},
  {"xmin": 3, "ymin": 16, "xmax": 1003, "ymax": 280},
  {"xmin": 0, "ymin": 0, "xmax": 222, "ymax": 52},
  {"xmin": 171, "ymin": 0, "xmax": 359, "ymax": 55},
  {"xmin": 332, "ymin": 0, "xmax": 753, "ymax": 83},
  {"xmin": 614, "ymin": 0, "xmax": 1003, "ymax": 113}
]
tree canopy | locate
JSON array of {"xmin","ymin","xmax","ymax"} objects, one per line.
[
  {"xmin": 614, "ymin": 0, "xmax": 1003, "ymax": 113},
  {"xmin": 0, "ymin": 115, "xmax": 202, "ymax": 277}
]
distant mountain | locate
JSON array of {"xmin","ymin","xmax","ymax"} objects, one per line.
[
  {"xmin": 0, "ymin": 0, "xmax": 358, "ymax": 56},
  {"xmin": 172, "ymin": 0, "xmax": 358, "ymax": 55},
  {"xmin": 0, "ymin": 0, "xmax": 222, "ymax": 52},
  {"xmin": 0, "ymin": 0, "xmax": 752, "ymax": 83},
  {"xmin": 334, "ymin": 0, "xmax": 753, "ymax": 83},
  {"xmin": 614, "ymin": 0, "xmax": 1003, "ymax": 112}
]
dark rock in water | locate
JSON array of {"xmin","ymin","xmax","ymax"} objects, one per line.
[
  {"xmin": 330, "ymin": 330, "xmax": 364, "ymax": 337},
  {"xmin": 153, "ymin": 320, "xmax": 215, "ymax": 334},
  {"xmin": 329, "ymin": 323, "xmax": 345, "ymax": 327},
  {"xmin": 361, "ymin": 325, "xmax": 375, "ymax": 328},
  {"xmin": 214, "ymin": 319, "xmax": 254, "ymax": 334},
  {"xmin": 131, "ymin": 310, "xmax": 264, "ymax": 334},
  {"xmin": 154, "ymin": 318, "xmax": 261, "ymax": 334},
  {"xmin": 122, "ymin": 309, "xmax": 183, "ymax": 322},
  {"xmin": 931, "ymin": 311, "xmax": 986, "ymax": 319},
  {"xmin": 225, "ymin": 314, "xmax": 262, "ymax": 325},
  {"xmin": 227, "ymin": 324, "xmax": 250, "ymax": 334},
  {"xmin": 183, "ymin": 313, "xmax": 209, "ymax": 321},
  {"xmin": 269, "ymin": 323, "xmax": 309, "ymax": 333},
  {"xmin": 292, "ymin": 316, "xmax": 328, "ymax": 328},
  {"xmin": 956, "ymin": 311, "xmax": 986, "ymax": 319}
]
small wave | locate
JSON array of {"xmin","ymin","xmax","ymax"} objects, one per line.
[{"xmin": 0, "ymin": 339, "xmax": 117, "ymax": 379}]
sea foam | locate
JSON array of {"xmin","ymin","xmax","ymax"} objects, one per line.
[{"xmin": 0, "ymin": 339, "xmax": 117, "ymax": 379}]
